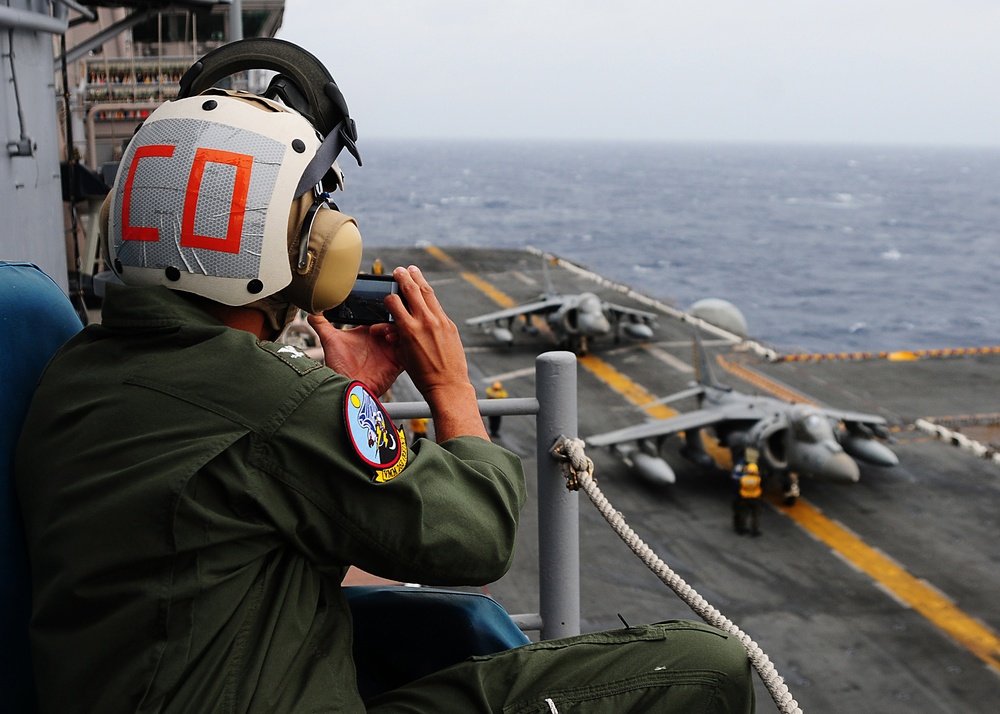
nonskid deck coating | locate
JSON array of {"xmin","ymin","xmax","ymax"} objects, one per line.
[{"xmin": 368, "ymin": 245, "xmax": 1000, "ymax": 714}]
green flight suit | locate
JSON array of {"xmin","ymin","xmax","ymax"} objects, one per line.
[
  {"xmin": 16, "ymin": 285, "xmax": 754, "ymax": 713},
  {"xmin": 16, "ymin": 284, "xmax": 524, "ymax": 712}
]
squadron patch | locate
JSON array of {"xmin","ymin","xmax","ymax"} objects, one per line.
[{"xmin": 344, "ymin": 381, "xmax": 408, "ymax": 483}]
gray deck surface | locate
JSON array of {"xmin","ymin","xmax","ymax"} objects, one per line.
[{"xmin": 371, "ymin": 246, "xmax": 1000, "ymax": 714}]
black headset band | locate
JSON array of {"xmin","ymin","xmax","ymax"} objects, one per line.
[{"xmin": 177, "ymin": 38, "xmax": 351, "ymax": 143}]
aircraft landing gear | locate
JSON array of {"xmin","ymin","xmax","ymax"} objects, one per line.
[{"xmin": 782, "ymin": 472, "xmax": 800, "ymax": 506}]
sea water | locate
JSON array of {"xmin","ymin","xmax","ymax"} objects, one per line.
[{"xmin": 341, "ymin": 140, "xmax": 1000, "ymax": 354}]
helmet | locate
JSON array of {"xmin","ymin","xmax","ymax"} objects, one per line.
[
  {"xmin": 101, "ymin": 38, "xmax": 364, "ymax": 320},
  {"xmin": 745, "ymin": 463, "xmax": 759, "ymax": 475}
]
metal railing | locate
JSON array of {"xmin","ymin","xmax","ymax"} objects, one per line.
[{"xmin": 385, "ymin": 351, "xmax": 580, "ymax": 641}]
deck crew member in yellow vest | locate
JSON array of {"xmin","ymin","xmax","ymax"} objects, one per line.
[
  {"xmin": 733, "ymin": 461, "xmax": 764, "ymax": 536},
  {"xmin": 485, "ymin": 380, "xmax": 508, "ymax": 437}
]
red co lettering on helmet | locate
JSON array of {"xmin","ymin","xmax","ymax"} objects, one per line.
[{"xmin": 122, "ymin": 144, "xmax": 254, "ymax": 254}]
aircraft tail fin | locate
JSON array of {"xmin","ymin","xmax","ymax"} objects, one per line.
[
  {"xmin": 692, "ymin": 330, "xmax": 729, "ymax": 390},
  {"xmin": 541, "ymin": 257, "xmax": 556, "ymax": 296}
]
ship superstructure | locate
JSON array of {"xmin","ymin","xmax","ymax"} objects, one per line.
[{"xmin": 1, "ymin": 0, "xmax": 284, "ymax": 299}]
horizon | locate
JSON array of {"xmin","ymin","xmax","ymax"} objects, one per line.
[{"xmin": 321, "ymin": 135, "xmax": 1000, "ymax": 152}]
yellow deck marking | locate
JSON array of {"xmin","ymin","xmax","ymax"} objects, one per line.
[
  {"xmin": 577, "ymin": 355, "xmax": 676, "ymax": 418},
  {"xmin": 439, "ymin": 245, "xmax": 1000, "ymax": 674},
  {"xmin": 461, "ymin": 272, "xmax": 517, "ymax": 309},
  {"xmin": 717, "ymin": 353, "xmax": 817, "ymax": 405},
  {"xmin": 422, "ymin": 244, "xmax": 459, "ymax": 267},
  {"xmin": 776, "ymin": 498, "xmax": 1000, "ymax": 674},
  {"xmin": 424, "ymin": 246, "xmax": 517, "ymax": 308}
]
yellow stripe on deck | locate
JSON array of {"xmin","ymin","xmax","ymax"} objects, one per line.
[
  {"xmin": 577, "ymin": 355, "xmax": 676, "ymax": 419},
  {"xmin": 461, "ymin": 272, "xmax": 517, "ymax": 309},
  {"xmin": 776, "ymin": 498, "xmax": 1000, "ymax": 674},
  {"xmin": 422, "ymin": 246, "xmax": 517, "ymax": 307},
  {"xmin": 438, "ymin": 245, "xmax": 1000, "ymax": 675}
]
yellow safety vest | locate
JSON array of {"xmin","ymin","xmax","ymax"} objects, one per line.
[
  {"xmin": 409, "ymin": 417, "xmax": 429, "ymax": 434},
  {"xmin": 739, "ymin": 473, "xmax": 762, "ymax": 499}
]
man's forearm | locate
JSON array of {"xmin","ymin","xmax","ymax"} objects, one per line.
[{"xmin": 425, "ymin": 382, "xmax": 491, "ymax": 442}]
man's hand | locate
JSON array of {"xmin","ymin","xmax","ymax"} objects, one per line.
[
  {"xmin": 385, "ymin": 266, "xmax": 489, "ymax": 442},
  {"xmin": 307, "ymin": 314, "xmax": 403, "ymax": 397}
]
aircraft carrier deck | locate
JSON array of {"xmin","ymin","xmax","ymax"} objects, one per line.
[{"xmin": 368, "ymin": 245, "xmax": 999, "ymax": 714}]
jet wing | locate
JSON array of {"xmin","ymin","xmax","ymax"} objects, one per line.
[
  {"xmin": 465, "ymin": 298, "xmax": 565, "ymax": 326},
  {"xmin": 601, "ymin": 301, "xmax": 658, "ymax": 323},
  {"xmin": 586, "ymin": 399, "xmax": 772, "ymax": 447},
  {"xmin": 821, "ymin": 407, "xmax": 888, "ymax": 427},
  {"xmin": 586, "ymin": 407, "xmax": 740, "ymax": 447}
]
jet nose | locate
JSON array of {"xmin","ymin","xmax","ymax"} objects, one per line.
[
  {"xmin": 578, "ymin": 312, "xmax": 610, "ymax": 335},
  {"xmin": 821, "ymin": 452, "xmax": 861, "ymax": 483}
]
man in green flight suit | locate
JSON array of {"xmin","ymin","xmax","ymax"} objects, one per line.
[{"xmin": 15, "ymin": 39, "xmax": 754, "ymax": 713}]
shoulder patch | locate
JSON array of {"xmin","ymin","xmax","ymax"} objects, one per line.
[
  {"xmin": 344, "ymin": 381, "xmax": 408, "ymax": 483},
  {"xmin": 257, "ymin": 341, "xmax": 323, "ymax": 376}
]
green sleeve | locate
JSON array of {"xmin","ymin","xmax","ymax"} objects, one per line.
[{"xmin": 247, "ymin": 377, "xmax": 527, "ymax": 585}]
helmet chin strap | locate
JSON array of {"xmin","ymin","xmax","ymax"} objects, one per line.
[{"xmin": 293, "ymin": 118, "xmax": 360, "ymax": 198}]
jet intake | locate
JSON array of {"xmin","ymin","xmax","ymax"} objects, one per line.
[
  {"xmin": 559, "ymin": 309, "xmax": 580, "ymax": 335},
  {"xmin": 760, "ymin": 430, "xmax": 789, "ymax": 471}
]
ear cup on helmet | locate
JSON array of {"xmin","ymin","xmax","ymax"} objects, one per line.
[{"xmin": 285, "ymin": 198, "xmax": 363, "ymax": 313}]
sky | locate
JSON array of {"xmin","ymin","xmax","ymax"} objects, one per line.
[{"xmin": 278, "ymin": 1, "xmax": 1000, "ymax": 147}]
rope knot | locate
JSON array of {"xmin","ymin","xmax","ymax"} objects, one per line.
[{"xmin": 550, "ymin": 435, "xmax": 594, "ymax": 492}]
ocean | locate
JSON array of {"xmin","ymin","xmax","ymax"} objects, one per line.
[{"xmin": 339, "ymin": 140, "xmax": 1000, "ymax": 354}]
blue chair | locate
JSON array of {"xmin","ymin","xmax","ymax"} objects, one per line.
[
  {"xmin": 0, "ymin": 262, "xmax": 527, "ymax": 709},
  {"xmin": 1, "ymin": 262, "xmax": 84, "ymax": 712},
  {"xmin": 345, "ymin": 585, "xmax": 529, "ymax": 701}
]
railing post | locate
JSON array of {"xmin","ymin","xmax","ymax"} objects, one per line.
[{"xmin": 535, "ymin": 351, "xmax": 580, "ymax": 639}]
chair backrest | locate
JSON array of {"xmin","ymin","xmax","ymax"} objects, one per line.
[
  {"xmin": 0, "ymin": 262, "xmax": 84, "ymax": 712},
  {"xmin": 344, "ymin": 585, "xmax": 530, "ymax": 700}
]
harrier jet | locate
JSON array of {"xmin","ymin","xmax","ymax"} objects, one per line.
[
  {"xmin": 585, "ymin": 334, "xmax": 897, "ymax": 501},
  {"xmin": 465, "ymin": 264, "xmax": 656, "ymax": 354}
]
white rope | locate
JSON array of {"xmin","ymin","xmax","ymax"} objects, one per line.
[{"xmin": 552, "ymin": 436, "xmax": 803, "ymax": 714}]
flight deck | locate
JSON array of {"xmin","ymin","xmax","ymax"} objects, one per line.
[{"xmin": 369, "ymin": 245, "xmax": 1000, "ymax": 714}]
